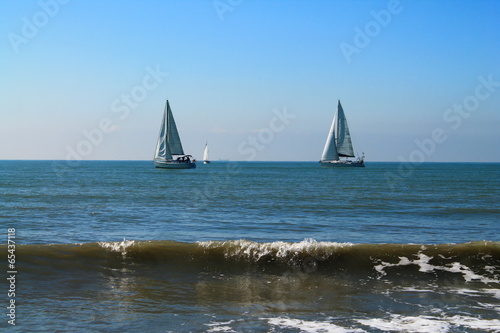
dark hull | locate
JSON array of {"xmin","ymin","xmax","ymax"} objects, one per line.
[
  {"xmin": 320, "ymin": 160, "xmax": 365, "ymax": 168},
  {"xmin": 154, "ymin": 160, "xmax": 196, "ymax": 169}
]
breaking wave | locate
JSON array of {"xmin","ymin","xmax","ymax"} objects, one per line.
[{"xmin": 8, "ymin": 239, "xmax": 499, "ymax": 283}]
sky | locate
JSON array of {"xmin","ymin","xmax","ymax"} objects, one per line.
[{"xmin": 1, "ymin": 0, "xmax": 499, "ymax": 162}]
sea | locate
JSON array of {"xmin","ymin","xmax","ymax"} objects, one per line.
[{"xmin": 1, "ymin": 160, "xmax": 499, "ymax": 332}]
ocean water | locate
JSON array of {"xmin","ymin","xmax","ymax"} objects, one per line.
[{"xmin": 1, "ymin": 160, "xmax": 499, "ymax": 332}]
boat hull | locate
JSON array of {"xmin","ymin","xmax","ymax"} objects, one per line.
[
  {"xmin": 154, "ymin": 160, "xmax": 196, "ymax": 169},
  {"xmin": 320, "ymin": 160, "xmax": 365, "ymax": 168}
]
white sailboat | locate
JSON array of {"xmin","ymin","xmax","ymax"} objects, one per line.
[
  {"xmin": 153, "ymin": 100, "xmax": 196, "ymax": 169},
  {"xmin": 320, "ymin": 100, "xmax": 365, "ymax": 167},
  {"xmin": 203, "ymin": 142, "xmax": 211, "ymax": 164}
]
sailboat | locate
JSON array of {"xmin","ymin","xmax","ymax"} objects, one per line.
[
  {"xmin": 153, "ymin": 100, "xmax": 196, "ymax": 169},
  {"xmin": 203, "ymin": 142, "xmax": 211, "ymax": 164},
  {"xmin": 320, "ymin": 100, "xmax": 365, "ymax": 167}
]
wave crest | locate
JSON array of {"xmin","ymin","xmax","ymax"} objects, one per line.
[{"xmin": 197, "ymin": 238, "xmax": 354, "ymax": 261}]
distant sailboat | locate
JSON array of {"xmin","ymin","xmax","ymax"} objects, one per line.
[
  {"xmin": 320, "ymin": 100, "xmax": 365, "ymax": 167},
  {"xmin": 153, "ymin": 100, "xmax": 196, "ymax": 169},
  {"xmin": 203, "ymin": 142, "xmax": 211, "ymax": 164}
]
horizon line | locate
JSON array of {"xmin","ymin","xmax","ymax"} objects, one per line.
[{"xmin": 1, "ymin": 159, "xmax": 499, "ymax": 164}]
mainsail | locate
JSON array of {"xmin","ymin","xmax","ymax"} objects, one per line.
[
  {"xmin": 154, "ymin": 100, "xmax": 184, "ymax": 161},
  {"xmin": 320, "ymin": 100, "xmax": 355, "ymax": 161},
  {"xmin": 335, "ymin": 101, "xmax": 355, "ymax": 158}
]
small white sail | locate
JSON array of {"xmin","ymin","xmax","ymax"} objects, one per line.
[{"xmin": 203, "ymin": 143, "xmax": 209, "ymax": 162}]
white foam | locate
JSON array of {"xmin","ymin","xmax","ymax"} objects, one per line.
[
  {"xmin": 484, "ymin": 265, "xmax": 496, "ymax": 274},
  {"xmin": 358, "ymin": 315, "xmax": 450, "ymax": 332},
  {"xmin": 476, "ymin": 302, "xmax": 500, "ymax": 312},
  {"xmin": 452, "ymin": 288, "xmax": 482, "ymax": 296},
  {"xmin": 266, "ymin": 317, "xmax": 366, "ymax": 333},
  {"xmin": 454, "ymin": 288, "xmax": 500, "ymax": 301},
  {"xmin": 374, "ymin": 254, "xmax": 428, "ymax": 277},
  {"xmin": 374, "ymin": 252, "xmax": 499, "ymax": 284},
  {"xmin": 98, "ymin": 239, "xmax": 135, "ymax": 255},
  {"xmin": 206, "ymin": 320, "xmax": 237, "ymax": 333},
  {"xmin": 483, "ymin": 288, "xmax": 500, "ymax": 299},
  {"xmin": 198, "ymin": 239, "xmax": 353, "ymax": 261},
  {"xmin": 398, "ymin": 287, "xmax": 435, "ymax": 293},
  {"xmin": 438, "ymin": 254, "xmax": 453, "ymax": 260},
  {"xmin": 358, "ymin": 314, "xmax": 500, "ymax": 332},
  {"xmin": 449, "ymin": 315, "xmax": 500, "ymax": 330}
]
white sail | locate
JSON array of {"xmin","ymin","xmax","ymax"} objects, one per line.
[
  {"xmin": 203, "ymin": 142, "xmax": 209, "ymax": 161},
  {"xmin": 153, "ymin": 100, "xmax": 196, "ymax": 169},
  {"xmin": 154, "ymin": 100, "xmax": 185, "ymax": 161},
  {"xmin": 320, "ymin": 99, "xmax": 363, "ymax": 167},
  {"xmin": 320, "ymin": 112, "xmax": 339, "ymax": 161},
  {"xmin": 336, "ymin": 101, "xmax": 355, "ymax": 157},
  {"xmin": 154, "ymin": 106, "xmax": 172, "ymax": 160}
]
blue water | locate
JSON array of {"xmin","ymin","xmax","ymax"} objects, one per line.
[
  {"xmin": 1, "ymin": 160, "xmax": 498, "ymax": 245},
  {"xmin": 1, "ymin": 161, "xmax": 499, "ymax": 332}
]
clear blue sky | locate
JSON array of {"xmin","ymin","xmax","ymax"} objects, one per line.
[{"xmin": 1, "ymin": 0, "xmax": 499, "ymax": 162}]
